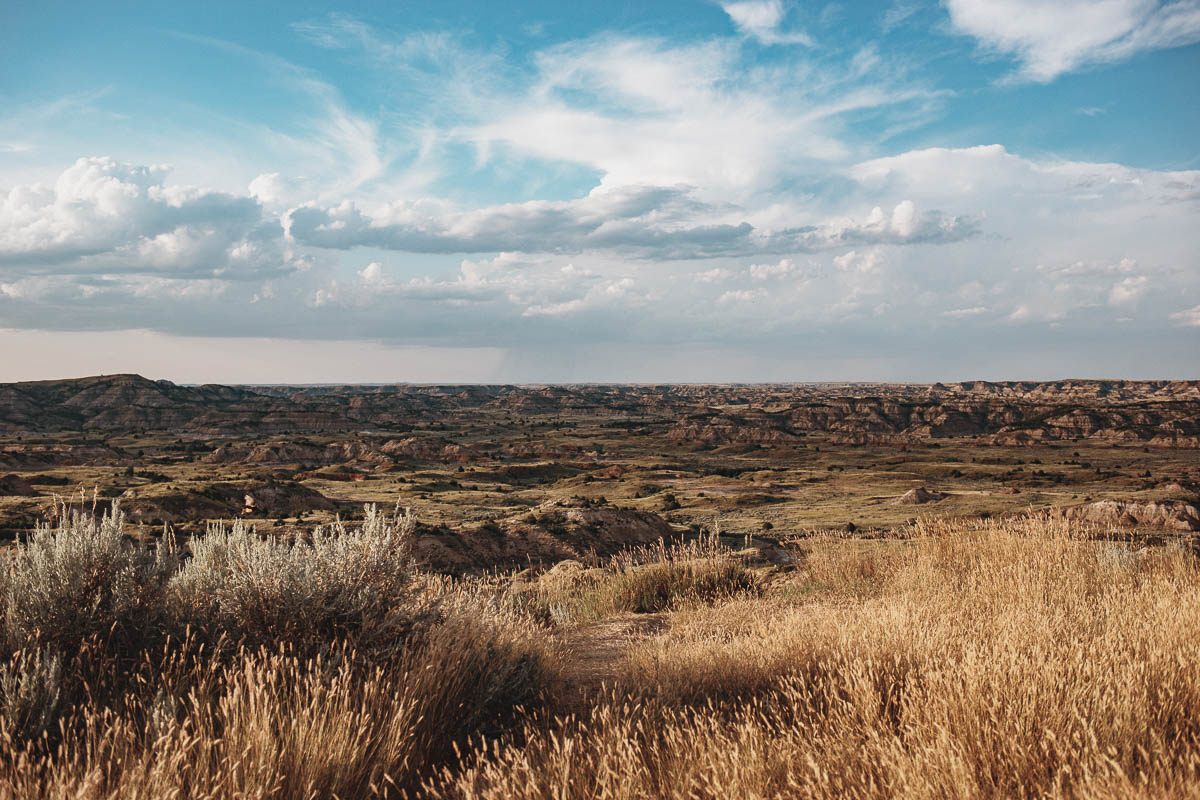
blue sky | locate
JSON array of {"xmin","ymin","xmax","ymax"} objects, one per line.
[{"xmin": 1, "ymin": 0, "xmax": 1198, "ymax": 382}]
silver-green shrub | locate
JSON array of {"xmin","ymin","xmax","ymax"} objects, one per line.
[
  {"xmin": 1, "ymin": 501, "xmax": 176, "ymax": 655},
  {"xmin": 170, "ymin": 504, "xmax": 418, "ymax": 649}
]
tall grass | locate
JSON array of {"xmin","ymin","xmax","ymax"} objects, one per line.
[
  {"xmin": 507, "ymin": 532, "xmax": 760, "ymax": 625},
  {"xmin": 3, "ymin": 508, "xmax": 1199, "ymax": 798},
  {"xmin": 0, "ymin": 604, "xmax": 555, "ymax": 799},
  {"xmin": 435, "ymin": 517, "xmax": 1200, "ymax": 799},
  {"xmin": 0, "ymin": 502, "xmax": 558, "ymax": 797}
]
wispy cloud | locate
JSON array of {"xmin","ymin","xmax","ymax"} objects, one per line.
[{"xmin": 945, "ymin": 0, "xmax": 1200, "ymax": 82}]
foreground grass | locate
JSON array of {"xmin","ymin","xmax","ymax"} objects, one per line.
[
  {"xmin": 436, "ymin": 518, "xmax": 1200, "ymax": 800},
  {"xmin": 1, "ymin": 504, "xmax": 1198, "ymax": 798},
  {"xmin": 0, "ymin": 502, "xmax": 557, "ymax": 798}
]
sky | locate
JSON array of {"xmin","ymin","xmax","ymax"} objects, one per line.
[{"xmin": 1, "ymin": 0, "xmax": 1198, "ymax": 383}]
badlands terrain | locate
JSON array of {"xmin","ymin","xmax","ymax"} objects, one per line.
[
  {"xmin": 0, "ymin": 373, "xmax": 1197, "ymax": 567},
  {"xmin": 2, "ymin": 374, "xmax": 1200, "ymax": 798}
]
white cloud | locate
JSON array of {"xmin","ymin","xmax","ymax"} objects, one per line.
[
  {"xmin": 462, "ymin": 34, "xmax": 936, "ymax": 201},
  {"xmin": 1169, "ymin": 305, "xmax": 1200, "ymax": 326},
  {"xmin": 834, "ymin": 249, "xmax": 883, "ymax": 273},
  {"xmin": 695, "ymin": 267, "xmax": 733, "ymax": 283},
  {"xmin": 1037, "ymin": 257, "xmax": 1138, "ymax": 278},
  {"xmin": 358, "ymin": 261, "xmax": 384, "ymax": 284},
  {"xmin": 721, "ymin": 0, "xmax": 813, "ymax": 45},
  {"xmin": 248, "ymin": 172, "xmax": 318, "ymax": 209},
  {"xmin": 288, "ymin": 191, "xmax": 974, "ymax": 259},
  {"xmin": 749, "ymin": 258, "xmax": 797, "ymax": 279},
  {"xmin": 882, "ymin": 3, "xmax": 921, "ymax": 31},
  {"xmin": 1107, "ymin": 275, "xmax": 1149, "ymax": 305},
  {"xmin": 941, "ymin": 306, "xmax": 989, "ymax": 318},
  {"xmin": 0, "ymin": 157, "xmax": 293, "ymax": 279},
  {"xmin": 287, "ymin": 184, "xmax": 761, "ymax": 259},
  {"xmin": 944, "ymin": 0, "xmax": 1200, "ymax": 82},
  {"xmin": 4, "ymin": 142, "xmax": 1196, "ymax": 366},
  {"xmin": 718, "ymin": 288, "xmax": 768, "ymax": 303},
  {"xmin": 1008, "ymin": 303, "xmax": 1067, "ymax": 323},
  {"xmin": 522, "ymin": 277, "xmax": 635, "ymax": 317}
]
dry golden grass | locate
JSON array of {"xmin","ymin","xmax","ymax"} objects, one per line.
[
  {"xmin": 3, "ymin": 507, "xmax": 1200, "ymax": 799},
  {"xmin": 505, "ymin": 532, "xmax": 760, "ymax": 625},
  {"xmin": 0, "ymin": 597, "xmax": 557, "ymax": 799},
  {"xmin": 434, "ymin": 518, "xmax": 1200, "ymax": 800},
  {"xmin": 0, "ymin": 503, "xmax": 559, "ymax": 799}
]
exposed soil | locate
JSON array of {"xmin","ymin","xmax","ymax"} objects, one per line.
[{"xmin": 557, "ymin": 613, "xmax": 668, "ymax": 713}]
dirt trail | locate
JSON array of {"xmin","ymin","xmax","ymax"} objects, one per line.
[{"xmin": 557, "ymin": 612, "xmax": 667, "ymax": 712}]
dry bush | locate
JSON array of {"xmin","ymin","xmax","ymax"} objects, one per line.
[
  {"xmin": 509, "ymin": 534, "xmax": 759, "ymax": 625},
  {"xmin": 435, "ymin": 516, "xmax": 1200, "ymax": 800},
  {"xmin": 0, "ymin": 501, "xmax": 176, "ymax": 658},
  {"xmin": 171, "ymin": 504, "xmax": 421, "ymax": 651},
  {"xmin": 0, "ymin": 499, "xmax": 560, "ymax": 797}
]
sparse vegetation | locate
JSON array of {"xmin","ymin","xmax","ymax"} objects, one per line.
[
  {"xmin": 507, "ymin": 532, "xmax": 760, "ymax": 624},
  {"xmin": 437, "ymin": 517, "xmax": 1200, "ymax": 800},
  {"xmin": 0, "ymin": 503, "xmax": 558, "ymax": 797},
  {"xmin": 0, "ymin": 507, "xmax": 1197, "ymax": 798}
]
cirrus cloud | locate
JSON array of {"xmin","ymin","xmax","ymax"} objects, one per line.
[{"xmin": 944, "ymin": 0, "xmax": 1200, "ymax": 82}]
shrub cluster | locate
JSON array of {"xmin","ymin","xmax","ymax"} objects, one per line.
[{"xmin": 0, "ymin": 501, "xmax": 557, "ymax": 797}]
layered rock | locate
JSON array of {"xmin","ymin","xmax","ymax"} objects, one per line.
[
  {"xmin": 1062, "ymin": 499, "xmax": 1200, "ymax": 532},
  {"xmin": 1, "ymin": 374, "xmax": 1197, "ymax": 448}
]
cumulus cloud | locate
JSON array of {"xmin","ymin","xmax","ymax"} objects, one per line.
[
  {"xmin": 815, "ymin": 200, "xmax": 978, "ymax": 247},
  {"xmin": 944, "ymin": 0, "xmax": 1200, "ymax": 82},
  {"xmin": 695, "ymin": 267, "xmax": 733, "ymax": 283},
  {"xmin": 522, "ymin": 277, "xmax": 635, "ymax": 317},
  {"xmin": 1008, "ymin": 303, "xmax": 1067, "ymax": 323},
  {"xmin": 248, "ymin": 172, "xmax": 319, "ymax": 209},
  {"xmin": 718, "ymin": 288, "xmax": 769, "ymax": 303},
  {"xmin": 1107, "ymin": 275, "xmax": 1149, "ymax": 305},
  {"xmin": 721, "ymin": 0, "xmax": 813, "ymax": 45},
  {"xmin": 0, "ymin": 157, "xmax": 294, "ymax": 279},
  {"xmin": 834, "ymin": 249, "xmax": 884, "ymax": 273},
  {"xmin": 358, "ymin": 261, "xmax": 385, "ymax": 284},
  {"xmin": 749, "ymin": 258, "xmax": 798, "ymax": 279},
  {"xmin": 287, "ymin": 184, "xmax": 756, "ymax": 258},
  {"xmin": 1037, "ymin": 257, "xmax": 1138, "ymax": 278}
]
